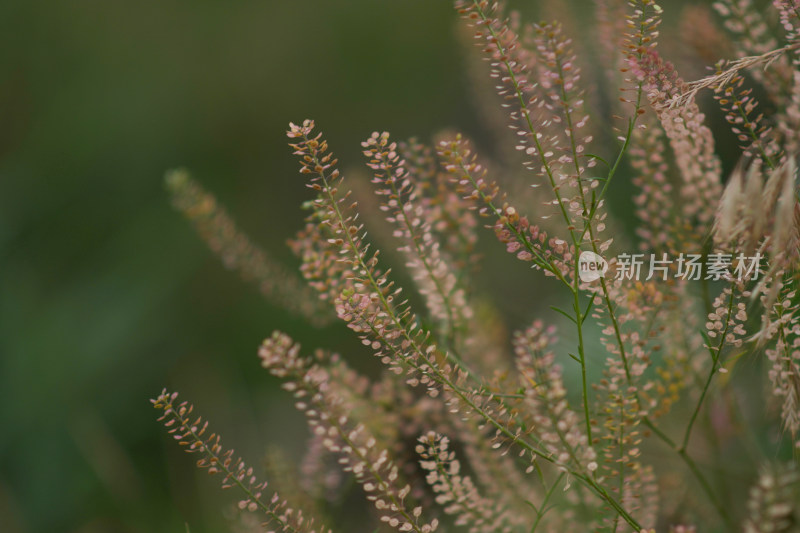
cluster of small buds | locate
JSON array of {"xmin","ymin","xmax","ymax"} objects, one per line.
[
  {"xmin": 454, "ymin": 0, "xmax": 538, "ymax": 136},
  {"xmin": 777, "ymin": 0, "xmax": 800, "ymax": 152},
  {"xmin": 706, "ymin": 285, "xmax": 750, "ymax": 361},
  {"xmin": 528, "ymin": 22, "xmax": 596, "ymax": 185},
  {"xmin": 438, "ymin": 135, "xmax": 573, "ymax": 278},
  {"xmin": 626, "ymin": 466, "xmax": 660, "ymax": 531},
  {"xmin": 743, "ymin": 463, "xmax": 800, "ymax": 533},
  {"xmin": 259, "ymin": 333, "xmax": 438, "ymax": 533},
  {"xmin": 288, "ymin": 120, "xmax": 339, "ymax": 185},
  {"xmin": 437, "ymin": 135, "xmax": 500, "ymax": 214},
  {"xmin": 680, "ymin": 5, "xmax": 733, "ymax": 69},
  {"xmin": 290, "ymin": 125, "xmax": 556, "ymax": 486},
  {"xmin": 582, "ymin": 261, "xmax": 675, "ymax": 518},
  {"xmin": 151, "ymin": 390, "xmax": 331, "ymax": 533},
  {"xmin": 596, "ymin": 374, "xmax": 650, "ymax": 512},
  {"xmin": 260, "ymin": 333, "xmax": 374, "ymax": 423},
  {"xmin": 620, "ymin": 1, "xmax": 663, "ymax": 111},
  {"xmin": 594, "ymin": 271, "xmax": 664, "ymax": 361},
  {"xmin": 715, "ymin": 0, "xmax": 780, "ymax": 57},
  {"xmin": 776, "ymin": 3, "xmax": 800, "ymax": 157},
  {"xmin": 546, "ymin": 16, "xmax": 616, "ymax": 245},
  {"xmin": 635, "ymin": 50, "xmax": 723, "ymax": 228},
  {"xmin": 400, "ymin": 139, "xmax": 481, "ymax": 275},
  {"xmin": 288, "ymin": 123, "xmax": 369, "ymax": 272},
  {"xmin": 496, "ymin": 206, "xmax": 573, "ymax": 276},
  {"xmin": 343, "ymin": 423, "xmax": 438, "ymax": 533},
  {"xmin": 627, "ymin": 107, "xmax": 694, "ymax": 255},
  {"xmin": 295, "ymin": 360, "xmax": 421, "ymax": 505},
  {"xmin": 364, "ymin": 131, "xmax": 472, "ymax": 334},
  {"xmin": 288, "ymin": 122, "xmax": 460, "ymax": 396},
  {"xmin": 513, "ymin": 323, "xmax": 598, "ymax": 472},
  {"xmin": 165, "ymin": 169, "xmax": 328, "ymax": 325},
  {"xmin": 762, "ymin": 286, "xmax": 800, "ymax": 440},
  {"xmin": 715, "ymin": 0, "xmax": 796, "ymax": 110},
  {"xmin": 591, "ymin": 286, "xmax": 661, "ymax": 525},
  {"xmin": 437, "ymin": 380, "xmax": 533, "ymax": 467},
  {"xmin": 779, "ymin": 71, "xmax": 800, "ymax": 155},
  {"xmin": 773, "ymin": 0, "xmax": 800, "ymax": 43},
  {"xmin": 288, "ymin": 121, "xmax": 400, "ymax": 308},
  {"xmin": 416, "ymin": 432, "xmax": 514, "ymax": 533},
  {"xmin": 447, "ymin": 414, "xmax": 539, "ymax": 528},
  {"xmin": 713, "ymin": 68, "xmax": 781, "ymax": 163},
  {"xmin": 457, "ymin": 0, "xmax": 597, "ymax": 237},
  {"xmin": 333, "ymin": 287, "xmax": 423, "ymax": 380},
  {"xmin": 648, "ymin": 292, "xmax": 701, "ymax": 418},
  {"xmin": 289, "ymin": 220, "xmax": 355, "ymax": 304}
]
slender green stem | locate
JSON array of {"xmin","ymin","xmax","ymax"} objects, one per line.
[
  {"xmin": 578, "ymin": 5, "xmax": 651, "ymax": 380},
  {"xmin": 681, "ymin": 285, "xmax": 737, "ymax": 451},
  {"xmin": 701, "ymin": 275, "xmax": 713, "ymax": 317},
  {"xmin": 546, "ymin": 34, "xmax": 598, "ymax": 443},
  {"xmin": 530, "ymin": 472, "xmax": 566, "ymax": 533},
  {"xmin": 475, "ymin": 389, "xmax": 527, "ymax": 399},
  {"xmin": 473, "ymin": 5, "xmax": 598, "ymax": 450},
  {"xmin": 682, "ymin": 362, "xmax": 717, "ymax": 452},
  {"xmin": 573, "ymin": 285, "xmax": 593, "ymax": 442},
  {"xmin": 612, "ymin": 399, "xmax": 626, "ymax": 533},
  {"xmin": 678, "ymin": 450, "xmax": 735, "ymax": 531},
  {"xmin": 465, "ymin": 4, "xmax": 658, "ymax": 530},
  {"xmin": 637, "ymin": 283, "xmax": 739, "ymax": 528},
  {"xmin": 642, "ymin": 417, "xmax": 735, "ymax": 530},
  {"xmin": 642, "ymin": 417, "xmax": 675, "ymax": 447},
  {"xmin": 704, "ymin": 404, "xmax": 729, "ymax": 508}
]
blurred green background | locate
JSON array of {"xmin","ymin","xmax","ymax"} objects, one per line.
[
  {"xmin": 0, "ymin": 0, "xmax": 734, "ymax": 532},
  {"xmin": 0, "ymin": 1, "xmax": 481, "ymax": 531}
]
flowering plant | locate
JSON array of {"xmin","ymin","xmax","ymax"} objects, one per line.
[{"xmin": 154, "ymin": 1, "xmax": 800, "ymax": 531}]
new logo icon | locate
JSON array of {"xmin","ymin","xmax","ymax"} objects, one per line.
[{"xmin": 578, "ymin": 251, "xmax": 608, "ymax": 282}]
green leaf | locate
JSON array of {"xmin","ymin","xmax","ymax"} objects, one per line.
[
  {"xmin": 581, "ymin": 296, "xmax": 595, "ymax": 325},
  {"xmin": 524, "ymin": 499, "xmax": 541, "ymax": 517},
  {"xmin": 550, "ymin": 305, "xmax": 577, "ymax": 324},
  {"xmin": 585, "ymin": 153, "xmax": 610, "ymax": 168}
]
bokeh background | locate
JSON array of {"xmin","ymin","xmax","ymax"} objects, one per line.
[
  {"xmin": 0, "ymin": 1, "xmax": 740, "ymax": 532},
  {"xmin": 0, "ymin": 2, "xmax": 480, "ymax": 531}
]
